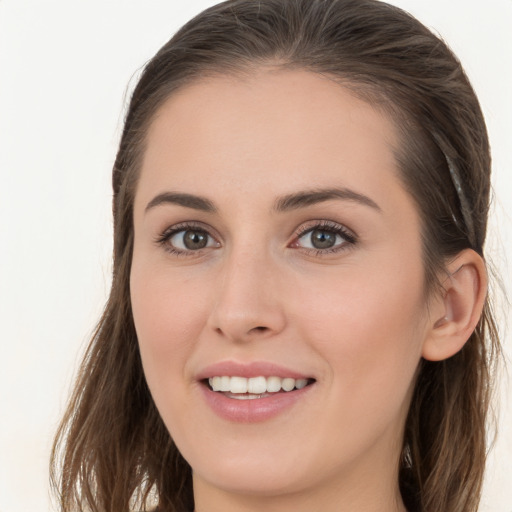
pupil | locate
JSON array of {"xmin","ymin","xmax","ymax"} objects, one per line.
[
  {"xmin": 311, "ymin": 229, "xmax": 336, "ymax": 249},
  {"xmin": 184, "ymin": 230, "xmax": 207, "ymax": 250}
]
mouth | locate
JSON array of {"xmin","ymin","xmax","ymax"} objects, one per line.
[
  {"xmin": 196, "ymin": 361, "xmax": 316, "ymax": 422},
  {"xmin": 204, "ymin": 375, "xmax": 315, "ymax": 400}
]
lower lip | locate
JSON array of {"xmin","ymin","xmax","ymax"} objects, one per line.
[{"xmin": 199, "ymin": 383, "xmax": 314, "ymax": 423}]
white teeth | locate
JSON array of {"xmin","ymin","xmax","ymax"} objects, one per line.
[
  {"xmin": 295, "ymin": 378, "xmax": 308, "ymax": 389},
  {"xmin": 211, "ymin": 376, "xmax": 221, "ymax": 391},
  {"xmin": 247, "ymin": 376, "xmax": 267, "ymax": 394},
  {"xmin": 208, "ymin": 375, "xmax": 311, "ymax": 394},
  {"xmin": 219, "ymin": 375, "xmax": 231, "ymax": 391},
  {"xmin": 230, "ymin": 376, "xmax": 248, "ymax": 394},
  {"xmin": 229, "ymin": 393, "xmax": 263, "ymax": 400},
  {"xmin": 266, "ymin": 376, "xmax": 282, "ymax": 393},
  {"xmin": 281, "ymin": 377, "xmax": 295, "ymax": 391}
]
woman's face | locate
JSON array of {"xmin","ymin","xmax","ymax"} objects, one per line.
[{"xmin": 131, "ymin": 70, "xmax": 435, "ymax": 505}]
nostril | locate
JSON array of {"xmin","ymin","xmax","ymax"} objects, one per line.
[{"xmin": 214, "ymin": 325, "xmax": 268, "ymax": 335}]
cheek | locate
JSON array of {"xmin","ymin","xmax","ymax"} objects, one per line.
[
  {"xmin": 130, "ymin": 265, "xmax": 211, "ymax": 388},
  {"xmin": 294, "ymin": 257, "xmax": 426, "ymax": 400}
]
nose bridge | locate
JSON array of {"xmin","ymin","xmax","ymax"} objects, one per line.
[{"xmin": 209, "ymin": 241, "xmax": 286, "ymax": 340}]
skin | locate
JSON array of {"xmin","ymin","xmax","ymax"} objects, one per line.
[{"xmin": 130, "ymin": 69, "xmax": 443, "ymax": 512}]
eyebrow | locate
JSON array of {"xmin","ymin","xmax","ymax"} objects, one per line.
[
  {"xmin": 273, "ymin": 187, "xmax": 381, "ymax": 212},
  {"xmin": 144, "ymin": 187, "xmax": 381, "ymax": 215},
  {"xmin": 145, "ymin": 192, "xmax": 217, "ymax": 213}
]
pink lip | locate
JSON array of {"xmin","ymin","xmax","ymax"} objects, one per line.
[
  {"xmin": 196, "ymin": 361, "xmax": 315, "ymax": 423},
  {"xmin": 196, "ymin": 360, "xmax": 311, "ymax": 380}
]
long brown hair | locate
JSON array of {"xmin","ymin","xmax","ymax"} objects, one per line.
[{"xmin": 51, "ymin": 1, "xmax": 501, "ymax": 511}]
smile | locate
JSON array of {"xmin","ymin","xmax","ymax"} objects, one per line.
[
  {"xmin": 196, "ymin": 362, "xmax": 316, "ymax": 422},
  {"xmin": 207, "ymin": 375, "xmax": 310, "ymax": 396}
]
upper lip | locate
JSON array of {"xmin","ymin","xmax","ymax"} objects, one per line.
[{"xmin": 196, "ymin": 360, "xmax": 313, "ymax": 381}]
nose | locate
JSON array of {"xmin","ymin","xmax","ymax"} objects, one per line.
[{"xmin": 207, "ymin": 248, "xmax": 287, "ymax": 343}]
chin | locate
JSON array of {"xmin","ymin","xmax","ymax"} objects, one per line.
[{"xmin": 192, "ymin": 459, "xmax": 313, "ymax": 497}]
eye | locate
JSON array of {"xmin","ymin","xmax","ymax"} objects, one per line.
[
  {"xmin": 292, "ymin": 221, "xmax": 356, "ymax": 253},
  {"xmin": 156, "ymin": 224, "xmax": 220, "ymax": 254},
  {"xmin": 171, "ymin": 229, "xmax": 213, "ymax": 250},
  {"xmin": 300, "ymin": 228, "xmax": 340, "ymax": 249}
]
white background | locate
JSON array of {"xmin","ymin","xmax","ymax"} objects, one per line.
[{"xmin": 0, "ymin": 1, "xmax": 510, "ymax": 510}]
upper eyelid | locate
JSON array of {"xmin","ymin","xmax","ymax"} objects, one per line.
[
  {"xmin": 294, "ymin": 219, "xmax": 356, "ymax": 238},
  {"xmin": 158, "ymin": 221, "xmax": 219, "ymax": 239}
]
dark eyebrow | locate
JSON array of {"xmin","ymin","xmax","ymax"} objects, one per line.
[
  {"xmin": 145, "ymin": 192, "xmax": 217, "ymax": 213},
  {"xmin": 274, "ymin": 187, "xmax": 381, "ymax": 212},
  {"xmin": 145, "ymin": 188, "xmax": 380, "ymax": 214}
]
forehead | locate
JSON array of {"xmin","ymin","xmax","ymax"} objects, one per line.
[{"xmin": 137, "ymin": 69, "xmax": 406, "ymax": 213}]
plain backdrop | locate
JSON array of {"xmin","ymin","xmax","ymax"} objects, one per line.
[{"xmin": 0, "ymin": 1, "xmax": 510, "ymax": 510}]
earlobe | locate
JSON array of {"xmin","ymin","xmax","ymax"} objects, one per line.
[{"xmin": 422, "ymin": 249, "xmax": 487, "ymax": 361}]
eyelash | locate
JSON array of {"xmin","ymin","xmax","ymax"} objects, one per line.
[
  {"xmin": 155, "ymin": 220, "xmax": 357, "ymax": 256},
  {"xmin": 293, "ymin": 220, "xmax": 357, "ymax": 255},
  {"xmin": 155, "ymin": 222, "xmax": 217, "ymax": 257}
]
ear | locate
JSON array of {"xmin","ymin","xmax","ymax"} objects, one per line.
[{"xmin": 422, "ymin": 249, "xmax": 487, "ymax": 361}]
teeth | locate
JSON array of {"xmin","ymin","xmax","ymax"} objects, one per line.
[
  {"xmin": 230, "ymin": 376, "xmax": 248, "ymax": 394},
  {"xmin": 281, "ymin": 377, "xmax": 295, "ymax": 391},
  {"xmin": 229, "ymin": 394, "xmax": 263, "ymax": 400},
  {"xmin": 219, "ymin": 375, "xmax": 231, "ymax": 391},
  {"xmin": 247, "ymin": 376, "xmax": 267, "ymax": 394},
  {"xmin": 211, "ymin": 376, "xmax": 221, "ymax": 391},
  {"xmin": 266, "ymin": 376, "xmax": 282, "ymax": 393},
  {"xmin": 295, "ymin": 378, "xmax": 308, "ymax": 389},
  {"xmin": 208, "ymin": 376, "xmax": 310, "ymax": 394}
]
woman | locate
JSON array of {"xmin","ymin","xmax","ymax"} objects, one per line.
[{"xmin": 51, "ymin": 1, "xmax": 501, "ymax": 511}]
